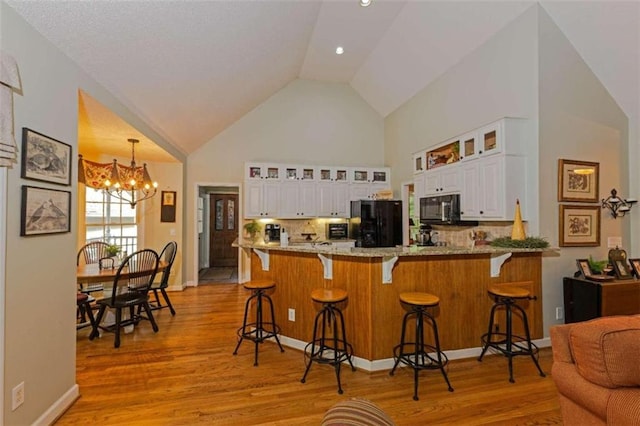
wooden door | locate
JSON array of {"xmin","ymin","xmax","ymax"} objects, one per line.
[{"xmin": 209, "ymin": 194, "xmax": 239, "ymax": 267}]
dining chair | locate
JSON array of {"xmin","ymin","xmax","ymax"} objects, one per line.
[
  {"xmin": 89, "ymin": 249, "xmax": 160, "ymax": 348},
  {"xmin": 77, "ymin": 241, "xmax": 110, "ymax": 294},
  {"xmin": 148, "ymin": 241, "xmax": 178, "ymax": 315}
]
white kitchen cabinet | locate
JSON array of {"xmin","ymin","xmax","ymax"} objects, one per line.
[
  {"xmin": 349, "ymin": 182, "xmax": 390, "ymax": 201},
  {"xmin": 459, "ymin": 118, "xmax": 529, "ymax": 162},
  {"xmin": 318, "ymin": 166, "xmax": 349, "ymax": 183},
  {"xmin": 413, "ymin": 172, "xmax": 425, "ymax": 210},
  {"xmin": 349, "ymin": 167, "xmax": 390, "ymax": 184},
  {"xmin": 423, "ymin": 164, "xmax": 460, "ymax": 195},
  {"xmin": 413, "ymin": 152, "xmax": 425, "ymax": 174},
  {"xmin": 279, "ymin": 182, "xmax": 317, "ymax": 218},
  {"xmin": 244, "ymin": 181, "xmax": 280, "ymax": 218},
  {"xmin": 460, "ymin": 155, "xmax": 526, "ymax": 220},
  {"xmin": 317, "ymin": 182, "xmax": 350, "ymax": 217},
  {"xmin": 283, "ymin": 165, "xmax": 316, "ymax": 181},
  {"xmin": 245, "ymin": 163, "xmax": 281, "ymax": 180}
]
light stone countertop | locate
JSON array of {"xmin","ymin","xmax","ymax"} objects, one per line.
[{"xmin": 232, "ymin": 239, "xmax": 549, "ymax": 258}]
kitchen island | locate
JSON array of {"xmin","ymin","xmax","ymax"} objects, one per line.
[{"xmin": 234, "ymin": 240, "xmax": 545, "ymax": 370}]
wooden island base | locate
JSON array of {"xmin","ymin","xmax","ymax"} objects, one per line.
[{"xmin": 243, "ymin": 246, "xmax": 543, "ymax": 371}]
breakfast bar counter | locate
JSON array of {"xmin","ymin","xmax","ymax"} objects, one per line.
[{"xmin": 234, "ymin": 240, "xmax": 545, "ymax": 369}]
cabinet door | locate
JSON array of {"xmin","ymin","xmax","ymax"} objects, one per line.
[
  {"xmin": 414, "ymin": 172, "xmax": 425, "ymax": 212},
  {"xmin": 371, "ymin": 168, "xmax": 390, "ymax": 184},
  {"xmin": 350, "ymin": 184, "xmax": 373, "ymax": 200},
  {"xmin": 298, "ymin": 182, "xmax": 317, "ymax": 216},
  {"xmin": 460, "ymin": 162, "xmax": 481, "ymax": 218},
  {"xmin": 424, "ymin": 171, "xmax": 441, "ymax": 195},
  {"xmin": 479, "ymin": 156, "xmax": 504, "ymax": 218},
  {"xmin": 279, "ymin": 183, "xmax": 299, "ymax": 218},
  {"xmin": 459, "ymin": 132, "xmax": 478, "ymax": 162},
  {"xmin": 351, "ymin": 168, "xmax": 370, "ymax": 183},
  {"xmin": 478, "ymin": 121, "xmax": 503, "ymax": 157},
  {"xmin": 316, "ymin": 183, "xmax": 334, "ymax": 217},
  {"xmin": 333, "ymin": 184, "xmax": 350, "ymax": 217},
  {"xmin": 244, "ymin": 181, "xmax": 264, "ymax": 217},
  {"xmin": 413, "ymin": 153, "xmax": 425, "ymax": 174},
  {"xmin": 262, "ymin": 182, "xmax": 280, "ymax": 217},
  {"xmin": 440, "ymin": 166, "xmax": 460, "ymax": 193}
]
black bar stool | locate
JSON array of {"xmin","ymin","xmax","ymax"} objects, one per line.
[
  {"xmin": 233, "ymin": 279, "xmax": 284, "ymax": 366},
  {"xmin": 301, "ymin": 288, "xmax": 355, "ymax": 394},
  {"xmin": 76, "ymin": 292, "xmax": 96, "ymax": 330},
  {"xmin": 390, "ymin": 292, "xmax": 454, "ymax": 401},
  {"xmin": 478, "ymin": 284, "xmax": 546, "ymax": 383}
]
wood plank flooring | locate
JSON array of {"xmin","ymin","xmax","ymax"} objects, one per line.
[{"xmin": 60, "ymin": 283, "xmax": 562, "ymax": 425}]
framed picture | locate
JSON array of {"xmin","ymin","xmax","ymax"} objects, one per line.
[
  {"xmin": 161, "ymin": 190, "xmax": 176, "ymax": 223},
  {"xmin": 21, "ymin": 128, "xmax": 72, "ymax": 186},
  {"xmin": 559, "ymin": 205, "xmax": 600, "ymax": 247},
  {"xmin": 576, "ymin": 259, "xmax": 592, "ymax": 278},
  {"xmin": 557, "ymin": 159, "xmax": 599, "ymax": 202},
  {"xmin": 608, "ymin": 248, "xmax": 634, "ymax": 280},
  {"xmin": 20, "ymin": 185, "xmax": 71, "ymax": 236},
  {"xmin": 628, "ymin": 259, "xmax": 640, "ymax": 279}
]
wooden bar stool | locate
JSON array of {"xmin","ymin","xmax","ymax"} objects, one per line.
[
  {"xmin": 478, "ymin": 284, "xmax": 545, "ymax": 383},
  {"xmin": 301, "ymin": 288, "xmax": 355, "ymax": 394},
  {"xmin": 390, "ymin": 292, "xmax": 454, "ymax": 401},
  {"xmin": 233, "ymin": 279, "xmax": 284, "ymax": 366}
]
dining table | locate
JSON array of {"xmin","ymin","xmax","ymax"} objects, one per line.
[{"xmin": 76, "ymin": 260, "xmax": 168, "ymax": 285}]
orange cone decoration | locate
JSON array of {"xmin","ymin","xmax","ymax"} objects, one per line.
[{"xmin": 511, "ymin": 199, "xmax": 526, "ymax": 240}]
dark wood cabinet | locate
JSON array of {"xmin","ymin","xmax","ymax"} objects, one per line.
[{"xmin": 563, "ymin": 276, "xmax": 640, "ymax": 323}]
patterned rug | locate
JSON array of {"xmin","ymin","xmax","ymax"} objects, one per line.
[{"xmin": 198, "ymin": 267, "xmax": 237, "ymax": 283}]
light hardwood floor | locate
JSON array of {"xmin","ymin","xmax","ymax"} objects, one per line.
[{"xmin": 61, "ymin": 283, "xmax": 562, "ymax": 425}]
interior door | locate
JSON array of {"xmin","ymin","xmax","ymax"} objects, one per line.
[{"xmin": 209, "ymin": 194, "xmax": 239, "ymax": 267}]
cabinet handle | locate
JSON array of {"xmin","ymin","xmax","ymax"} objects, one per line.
[
  {"xmin": 480, "ymin": 211, "xmax": 484, "ymax": 215},
  {"xmin": 479, "ymin": 150, "xmax": 483, "ymax": 154}
]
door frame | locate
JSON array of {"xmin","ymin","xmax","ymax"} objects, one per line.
[
  {"xmin": 401, "ymin": 180, "xmax": 413, "ymax": 246},
  {"xmin": 0, "ymin": 168, "xmax": 6, "ymax": 420},
  {"xmin": 193, "ymin": 182, "xmax": 241, "ymax": 286}
]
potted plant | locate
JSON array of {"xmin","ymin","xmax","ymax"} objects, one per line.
[
  {"xmin": 106, "ymin": 244, "xmax": 121, "ymax": 257},
  {"xmin": 243, "ymin": 220, "xmax": 262, "ymax": 242}
]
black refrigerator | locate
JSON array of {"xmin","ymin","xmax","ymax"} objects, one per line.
[{"xmin": 350, "ymin": 200, "xmax": 402, "ymax": 247}]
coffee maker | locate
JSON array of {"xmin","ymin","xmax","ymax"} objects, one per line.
[{"xmin": 264, "ymin": 224, "xmax": 280, "ymax": 243}]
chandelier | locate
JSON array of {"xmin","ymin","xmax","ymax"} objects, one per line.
[{"xmin": 78, "ymin": 138, "xmax": 158, "ymax": 208}]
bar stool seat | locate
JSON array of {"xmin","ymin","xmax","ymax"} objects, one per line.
[
  {"xmin": 390, "ymin": 291, "xmax": 453, "ymax": 400},
  {"xmin": 301, "ymin": 287, "xmax": 355, "ymax": 394},
  {"xmin": 478, "ymin": 284, "xmax": 546, "ymax": 383},
  {"xmin": 233, "ymin": 279, "xmax": 284, "ymax": 366}
]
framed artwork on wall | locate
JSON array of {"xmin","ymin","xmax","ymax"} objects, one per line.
[
  {"xmin": 21, "ymin": 128, "xmax": 72, "ymax": 186},
  {"xmin": 20, "ymin": 185, "xmax": 71, "ymax": 236},
  {"xmin": 559, "ymin": 204, "xmax": 600, "ymax": 247},
  {"xmin": 557, "ymin": 159, "xmax": 599, "ymax": 202},
  {"xmin": 161, "ymin": 190, "xmax": 176, "ymax": 223}
]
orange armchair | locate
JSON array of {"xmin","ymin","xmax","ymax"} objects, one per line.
[{"xmin": 550, "ymin": 315, "xmax": 640, "ymax": 425}]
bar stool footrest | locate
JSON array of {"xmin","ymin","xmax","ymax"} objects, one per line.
[
  {"xmin": 479, "ymin": 332, "xmax": 540, "ymax": 357},
  {"xmin": 392, "ymin": 343, "xmax": 449, "ymax": 371},
  {"xmin": 236, "ymin": 323, "xmax": 281, "ymax": 344},
  {"xmin": 303, "ymin": 339, "xmax": 353, "ymax": 366}
]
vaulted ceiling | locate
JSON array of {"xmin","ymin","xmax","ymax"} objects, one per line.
[{"xmin": 7, "ymin": 1, "xmax": 638, "ymax": 163}]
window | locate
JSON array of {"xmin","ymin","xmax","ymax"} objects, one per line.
[{"xmin": 85, "ymin": 188, "xmax": 137, "ymax": 255}]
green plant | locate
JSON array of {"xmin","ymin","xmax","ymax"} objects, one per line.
[
  {"xmin": 588, "ymin": 255, "xmax": 607, "ymax": 274},
  {"xmin": 489, "ymin": 236, "xmax": 549, "ymax": 249},
  {"xmin": 106, "ymin": 244, "xmax": 121, "ymax": 257},
  {"xmin": 243, "ymin": 220, "xmax": 261, "ymax": 236}
]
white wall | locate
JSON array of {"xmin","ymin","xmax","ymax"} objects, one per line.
[
  {"xmin": 384, "ymin": 5, "xmax": 540, "ymax": 232},
  {"xmin": 1, "ymin": 4, "xmax": 183, "ymax": 423},
  {"xmin": 538, "ymin": 7, "xmax": 628, "ymax": 329},
  {"xmin": 185, "ymin": 79, "xmax": 385, "ymax": 283}
]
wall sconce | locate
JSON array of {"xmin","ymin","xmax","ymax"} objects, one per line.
[{"xmin": 601, "ymin": 188, "xmax": 637, "ymax": 218}]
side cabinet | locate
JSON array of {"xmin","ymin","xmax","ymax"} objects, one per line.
[{"xmin": 563, "ymin": 277, "xmax": 640, "ymax": 323}]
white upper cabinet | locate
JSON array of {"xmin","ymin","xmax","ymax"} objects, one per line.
[
  {"xmin": 283, "ymin": 165, "xmax": 316, "ymax": 181},
  {"xmin": 317, "ymin": 182, "xmax": 350, "ymax": 217},
  {"xmin": 245, "ymin": 163, "xmax": 281, "ymax": 180},
  {"xmin": 318, "ymin": 166, "xmax": 349, "ymax": 183},
  {"xmin": 412, "ymin": 152, "xmax": 425, "ymax": 174},
  {"xmin": 244, "ymin": 181, "xmax": 280, "ymax": 218},
  {"xmin": 279, "ymin": 182, "xmax": 317, "ymax": 218},
  {"xmin": 423, "ymin": 164, "xmax": 460, "ymax": 195},
  {"xmin": 349, "ymin": 167, "xmax": 390, "ymax": 184},
  {"xmin": 459, "ymin": 118, "xmax": 528, "ymax": 162}
]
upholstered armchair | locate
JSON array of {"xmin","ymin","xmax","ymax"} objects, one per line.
[{"xmin": 550, "ymin": 315, "xmax": 640, "ymax": 425}]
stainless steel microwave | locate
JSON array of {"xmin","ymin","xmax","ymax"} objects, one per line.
[{"xmin": 419, "ymin": 194, "xmax": 463, "ymax": 225}]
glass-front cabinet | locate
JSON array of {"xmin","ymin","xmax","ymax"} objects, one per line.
[
  {"xmin": 245, "ymin": 163, "xmax": 281, "ymax": 180},
  {"xmin": 350, "ymin": 167, "xmax": 390, "ymax": 184},
  {"xmin": 284, "ymin": 165, "xmax": 316, "ymax": 181},
  {"xmin": 318, "ymin": 167, "xmax": 349, "ymax": 183}
]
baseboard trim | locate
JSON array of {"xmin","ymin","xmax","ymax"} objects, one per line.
[{"xmin": 33, "ymin": 384, "xmax": 79, "ymax": 426}]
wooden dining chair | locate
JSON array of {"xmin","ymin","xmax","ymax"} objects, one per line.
[
  {"xmin": 89, "ymin": 249, "xmax": 160, "ymax": 348},
  {"xmin": 77, "ymin": 241, "xmax": 110, "ymax": 294},
  {"xmin": 148, "ymin": 241, "xmax": 178, "ymax": 315}
]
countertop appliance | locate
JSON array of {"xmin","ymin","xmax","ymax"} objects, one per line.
[
  {"xmin": 264, "ymin": 224, "xmax": 280, "ymax": 242},
  {"xmin": 326, "ymin": 223, "xmax": 348, "ymax": 240},
  {"xmin": 350, "ymin": 200, "xmax": 402, "ymax": 247},
  {"xmin": 416, "ymin": 224, "xmax": 434, "ymax": 246},
  {"xmin": 419, "ymin": 194, "xmax": 471, "ymax": 225}
]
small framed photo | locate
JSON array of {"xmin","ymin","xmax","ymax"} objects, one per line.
[
  {"xmin": 576, "ymin": 259, "xmax": 592, "ymax": 278},
  {"xmin": 21, "ymin": 128, "xmax": 72, "ymax": 186},
  {"xmin": 559, "ymin": 205, "xmax": 600, "ymax": 247},
  {"xmin": 628, "ymin": 259, "xmax": 640, "ymax": 279},
  {"xmin": 558, "ymin": 159, "xmax": 599, "ymax": 202},
  {"xmin": 20, "ymin": 186, "xmax": 71, "ymax": 236},
  {"xmin": 161, "ymin": 190, "xmax": 177, "ymax": 223}
]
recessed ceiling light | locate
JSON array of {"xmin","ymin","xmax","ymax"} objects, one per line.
[
  {"xmin": 336, "ymin": 46, "xmax": 344, "ymax": 55},
  {"xmin": 360, "ymin": 0, "xmax": 372, "ymax": 7}
]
